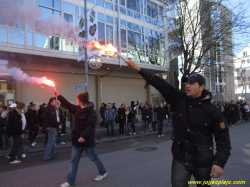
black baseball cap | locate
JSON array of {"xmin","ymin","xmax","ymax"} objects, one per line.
[{"xmin": 182, "ymin": 73, "xmax": 206, "ymax": 86}]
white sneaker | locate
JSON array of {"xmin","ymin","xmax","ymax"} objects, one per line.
[
  {"xmin": 31, "ymin": 143, "xmax": 35, "ymax": 147},
  {"xmin": 21, "ymin": 153, "xmax": 26, "ymax": 158},
  {"xmin": 158, "ymin": 135, "xmax": 161, "ymax": 137},
  {"xmin": 9, "ymin": 160, "xmax": 21, "ymax": 164},
  {"xmin": 60, "ymin": 182, "xmax": 72, "ymax": 187},
  {"xmin": 133, "ymin": 132, "xmax": 136, "ymax": 135},
  {"xmin": 60, "ymin": 142, "xmax": 66, "ymax": 145},
  {"xmin": 161, "ymin": 134, "xmax": 165, "ymax": 137},
  {"xmin": 94, "ymin": 173, "xmax": 107, "ymax": 181}
]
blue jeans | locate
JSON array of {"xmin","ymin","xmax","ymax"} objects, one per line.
[
  {"xmin": 141, "ymin": 120, "xmax": 149, "ymax": 133},
  {"xmin": 66, "ymin": 145, "xmax": 107, "ymax": 185},
  {"xmin": 126, "ymin": 122, "xmax": 131, "ymax": 134},
  {"xmin": 44, "ymin": 127, "xmax": 56, "ymax": 160},
  {"xmin": 0, "ymin": 127, "xmax": 9, "ymax": 149},
  {"xmin": 168, "ymin": 114, "xmax": 173, "ymax": 125}
]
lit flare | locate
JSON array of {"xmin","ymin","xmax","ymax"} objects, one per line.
[
  {"xmin": 42, "ymin": 79, "xmax": 55, "ymax": 88},
  {"xmin": 87, "ymin": 41, "xmax": 117, "ymax": 58}
]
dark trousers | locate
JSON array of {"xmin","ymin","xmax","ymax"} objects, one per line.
[
  {"xmin": 131, "ymin": 123, "xmax": 136, "ymax": 133},
  {"xmin": 10, "ymin": 135, "xmax": 22, "ymax": 162},
  {"xmin": 171, "ymin": 158, "xmax": 212, "ymax": 187},
  {"xmin": 107, "ymin": 120, "xmax": 114, "ymax": 136},
  {"xmin": 152, "ymin": 122, "xmax": 157, "ymax": 132},
  {"xmin": 0, "ymin": 127, "xmax": 9, "ymax": 149},
  {"xmin": 29, "ymin": 126, "xmax": 39, "ymax": 143},
  {"xmin": 157, "ymin": 120, "xmax": 163, "ymax": 135},
  {"xmin": 119, "ymin": 120, "xmax": 125, "ymax": 135},
  {"xmin": 56, "ymin": 127, "xmax": 62, "ymax": 143},
  {"xmin": 61, "ymin": 118, "xmax": 67, "ymax": 133}
]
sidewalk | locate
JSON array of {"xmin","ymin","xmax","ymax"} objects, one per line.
[{"xmin": 0, "ymin": 120, "xmax": 173, "ymax": 157}]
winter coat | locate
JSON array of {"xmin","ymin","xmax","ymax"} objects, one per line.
[
  {"xmin": 117, "ymin": 108, "xmax": 126, "ymax": 123},
  {"xmin": 0, "ymin": 112, "xmax": 6, "ymax": 127},
  {"xmin": 138, "ymin": 105, "xmax": 151, "ymax": 121},
  {"xmin": 104, "ymin": 108, "xmax": 116, "ymax": 122},
  {"xmin": 127, "ymin": 111, "xmax": 135, "ymax": 123},
  {"xmin": 40, "ymin": 103, "xmax": 60, "ymax": 128},
  {"xmin": 138, "ymin": 68, "xmax": 231, "ymax": 169},
  {"xmin": 26, "ymin": 109, "xmax": 39, "ymax": 127},
  {"xmin": 154, "ymin": 107, "xmax": 165, "ymax": 121},
  {"xmin": 6, "ymin": 109, "xmax": 23, "ymax": 136},
  {"xmin": 58, "ymin": 95, "xmax": 96, "ymax": 148}
]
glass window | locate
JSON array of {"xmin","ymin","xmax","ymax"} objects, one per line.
[
  {"xmin": 120, "ymin": 20, "xmax": 126, "ymax": 28},
  {"xmin": 159, "ymin": 6, "xmax": 163, "ymax": 21},
  {"xmin": 36, "ymin": 0, "xmax": 61, "ymax": 9},
  {"xmin": 140, "ymin": 0, "xmax": 144, "ymax": 14},
  {"xmin": 0, "ymin": 27, "xmax": 7, "ymax": 43},
  {"xmin": 247, "ymin": 59, "xmax": 250, "ymax": 63},
  {"xmin": 98, "ymin": 13, "xmax": 105, "ymax": 21},
  {"xmin": 127, "ymin": 0, "xmax": 139, "ymax": 12},
  {"xmin": 97, "ymin": 0, "xmax": 104, "ymax": 7},
  {"xmin": 127, "ymin": 9, "xmax": 133, "ymax": 17},
  {"xmin": 27, "ymin": 32, "xmax": 33, "ymax": 46},
  {"xmin": 128, "ymin": 30, "xmax": 141, "ymax": 51},
  {"xmin": 98, "ymin": 22, "xmax": 105, "ymax": 42},
  {"xmin": 127, "ymin": 23, "xmax": 141, "ymax": 32},
  {"xmin": 87, "ymin": 0, "xmax": 95, "ymax": 3},
  {"xmin": 75, "ymin": 15, "xmax": 80, "ymax": 27},
  {"xmin": 64, "ymin": 13, "xmax": 73, "ymax": 23},
  {"xmin": 106, "ymin": 25, "xmax": 113, "ymax": 44},
  {"xmin": 62, "ymin": 39, "xmax": 74, "ymax": 52},
  {"xmin": 134, "ymin": 12, "xmax": 140, "ymax": 19},
  {"xmin": 106, "ymin": 2, "xmax": 113, "ymax": 10},
  {"xmin": 147, "ymin": 0, "xmax": 158, "ymax": 19},
  {"xmin": 106, "ymin": 16, "xmax": 113, "ymax": 24},
  {"xmin": 241, "ymin": 60, "xmax": 245, "ymax": 64},
  {"xmin": 121, "ymin": 29, "xmax": 126, "ymax": 48},
  {"xmin": 10, "ymin": 29, "xmax": 24, "ymax": 45},
  {"xmin": 120, "ymin": 7, "xmax": 126, "ymax": 14},
  {"xmin": 81, "ymin": 7, "xmax": 84, "ymax": 15},
  {"xmin": 115, "ymin": 5, "xmax": 117, "ymax": 11},
  {"xmin": 75, "ymin": 6, "xmax": 79, "ymax": 15},
  {"xmin": 148, "ymin": 36, "xmax": 159, "ymax": 55},
  {"xmin": 35, "ymin": 33, "xmax": 49, "ymax": 48},
  {"xmin": 38, "ymin": 6, "xmax": 61, "ymax": 20},
  {"xmin": 63, "ymin": 2, "xmax": 73, "ymax": 13},
  {"xmin": 49, "ymin": 36, "xmax": 60, "ymax": 50},
  {"xmin": 120, "ymin": 0, "xmax": 125, "ymax": 6}
]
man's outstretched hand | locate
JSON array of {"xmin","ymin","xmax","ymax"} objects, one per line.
[
  {"xmin": 125, "ymin": 59, "xmax": 141, "ymax": 72},
  {"xmin": 55, "ymin": 91, "xmax": 60, "ymax": 96}
]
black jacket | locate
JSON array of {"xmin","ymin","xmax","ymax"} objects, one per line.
[
  {"xmin": 138, "ymin": 105, "xmax": 151, "ymax": 121},
  {"xmin": 6, "ymin": 109, "xmax": 23, "ymax": 135},
  {"xmin": 154, "ymin": 107, "xmax": 165, "ymax": 121},
  {"xmin": 40, "ymin": 103, "xmax": 60, "ymax": 128},
  {"xmin": 0, "ymin": 113, "xmax": 6, "ymax": 127},
  {"xmin": 58, "ymin": 95, "xmax": 96, "ymax": 148},
  {"xmin": 26, "ymin": 109, "xmax": 39, "ymax": 127},
  {"xmin": 138, "ymin": 68, "xmax": 231, "ymax": 169}
]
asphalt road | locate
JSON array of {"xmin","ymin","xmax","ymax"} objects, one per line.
[{"xmin": 0, "ymin": 122, "xmax": 249, "ymax": 187}]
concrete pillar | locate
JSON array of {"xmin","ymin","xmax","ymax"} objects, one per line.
[
  {"xmin": 147, "ymin": 84, "xmax": 152, "ymax": 104},
  {"xmin": 96, "ymin": 75, "xmax": 102, "ymax": 124},
  {"xmin": 15, "ymin": 81, "xmax": 23, "ymax": 103}
]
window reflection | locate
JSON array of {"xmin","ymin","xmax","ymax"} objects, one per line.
[
  {"xmin": 120, "ymin": 7, "xmax": 126, "ymax": 14},
  {"xmin": 98, "ymin": 22, "xmax": 105, "ymax": 42},
  {"xmin": 127, "ymin": 0, "xmax": 140, "ymax": 12},
  {"xmin": 97, "ymin": 0, "xmax": 104, "ymax": 7},
  {"xmin": 64, "ymin": 13, "xmax": 73, "ymax": 23},
  {"xmin": 87, "ymin": 0, "xmax": 95, "ymax": 3},
  {"xmin": 120, "ymin": 0, "xmax": 125, "ymax": 6},
  {"xmin": 98, "ymin": 13, "xmax": 105, "ymax": 21},
  {"xmin": 106, "ymin": 2, "xmax": 113, "ymax": 10},
  {"xmin": 10, "ymin": 29, "xmax": 24, "ymax": 45},
  {"xmin": 49, "ymin": 36, "xmax": 60, "ymax": 50},
  {"xmin": 106, "ymin": 25, "xmax": 113, "ymax": 44},
  {"xmin": 35, "ymin": 33, "xmax": 49, "ymax": 48},
  {"xmin": 128, "ymin": 30, "xmax": 141, "ymax": 51},
  {"xmin": 38, "ymin": 6, "xmax": 61, "ymax": 20},
  {"xmin": 106, "ymin": 16, "xmax": 113, "ymax": 24},
  {"xmin": 121, "ymin": 29, "xmax": 126, "ymax": 48},
  {"xmin": 62, "ymin": 39, "xmax": 74, "ymax": 52},
  {"xmin": 120, "ymin": 20, "xmax": 126, "ymax": 28},
  {"xmin": 27, "ymin": 32, "xmax": 33, "ymax": 46},
  {"xmin": 75, "ymin": 6, "xmax": 79, "ymax": 15},
  {"xmin": 0, "ymin": 27, "xmax": 7, "ymax": 43},
  {"xmin": 36, "ymin": 0, "xmax": 61, "ymax": 9},
  {"xmin": 63, "ymin": 2, "xmax": 73, "ymax": 13},
  {"xmin": 147, "ymin": 0, "xmax": 158, "ymax": 19}
]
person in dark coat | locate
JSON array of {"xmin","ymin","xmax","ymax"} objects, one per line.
[
  {"xmin": 25, "ymin": 103, "xmax": 39, "ymax": 146},
  {"xmin": 138, "ymin": 104, "xmax": 151, "ymax": 133},
  {"xmin": 154, "ymin": 103, "xmax": 165, "ymax": 136},
  {"xmin": 55, "ymin": 91, "xmax": 107, "ymax": 187},
  {"xmin": 125, "ymin": 59, "xmax": 231, "ymax": 187},
  {"xmin": 117, "ymin": 104, "xmax": 126, "ymax": 136},
  {"xmin": 228, "ymin": 100, "xmax": 237, "ymax": 126},
  {"xmin": 41, "ymin": 97, "xmax": 62, "ymax": 161},
  {"xmin": 99, "ymin": 103, "xmax": 105, "ymax": 128},
  {"xmin": 0, "ymin": 106, "xmax": 9, "ymax": 150},
  {"xmin": 6, "ymin": 102, "xmax": 25, "ymax": 164}
]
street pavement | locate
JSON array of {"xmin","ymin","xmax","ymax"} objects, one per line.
[{"xmin": 0, "ymin": 121, "xmax": 249, "ymax": 187}]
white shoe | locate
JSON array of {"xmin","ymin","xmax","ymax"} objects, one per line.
[
  {"xmin": 21, "ymin": 153, "xmax": 26, "ymax": 158},
  {"xmin": 94, "ymin": 173, "xmax": 107, "ymax": 181},
  {"xmin": 60, "ymin": 182, "xmax": 72, "ymax": 187},
  {"xmin": 161, "ymin": 134, "xmax": 165, "ymax": 137},
  {"xmin": 31, "ymin": 143, "xmax": 35, "ymax": 147},
  {"xmin": 133, "ymin": 132, "xmax": 136, "ymax": 135},
  {"xmin": 60, "ymin": 142, "xmax": 66, "ymax": 145},
  {"xmin": 158, "ymin": 135, "xmax": 161, "ymax": 137},
  {"xmin": 9, "ymin": 160, "xmax": 21, "ymax": 164},
  {"xmin": 61, "ymin": 134, "xmax": 65, "ymax": 136}
]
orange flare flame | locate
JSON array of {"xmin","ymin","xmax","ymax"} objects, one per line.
[
  {"xmin": 43, "ymin": 79, "xmax": 55, "ymax": 87},
  {"xmin": 87, "ymin": 41, "xmax": 117, "ymax": 58}
]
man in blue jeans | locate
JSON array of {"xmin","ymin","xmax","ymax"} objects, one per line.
[
  {"xmin": 40, "ymin": 97, "xmax": 62, "ymax": 161},
  {"xmin": 55, "ymin": 91, "xmax": 107, "ymax": 187}
]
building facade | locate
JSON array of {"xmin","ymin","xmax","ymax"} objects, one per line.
[
  {"xmin": 234, "ymin": 43, "xmax": 250, "ymax": 101},
  {"xmin": 0, "ymin": 0, "xmax": 169, "ymax": 121}
]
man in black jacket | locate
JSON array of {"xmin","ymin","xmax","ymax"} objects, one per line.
[
  {"xmin": 138, "ymin": 104, "xmax": 151, "ymax": 133},
  {"xmin": 0, "ymin": 106, "xmax": 9, "ymax": 150},
  {"xmin": 54, "ymin": 91, "xmax": 107, "ymax": 187},
  {"xmin": 26, "ymin": 104, "xmax": 39, "ymax": 146},
  {"xmin": 41, "ymin": 97, "xmax": 62, "ymax": 161},
  {"xmin": 154, "ymin": 103, "xmax": 165, "ymax": 137},
  {"xmin": 125, "ymin": 60, "xmax": 231, "ymax": 187}
]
